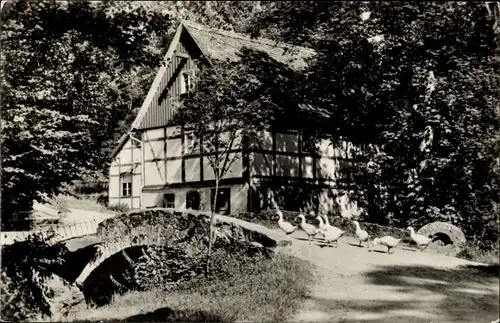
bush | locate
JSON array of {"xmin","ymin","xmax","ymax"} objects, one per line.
[
  {"xmin": 128, "ymin": 241, "xmax": 272, "ymax": 292},
  {"xmin": 64, "ymin": 253, "xmax": 313, "ymax": 322},
  {"xmin": 81, "ymin": 208, "xmax": 279, "ymax": 307},
  {"xmin": 0, "ymin": 230, "xmax": 69, "ymax": 321},
  {"xmin": 131, "ymin": 245, "xmax": 205, "ymax": 291},
  {"xmin": 96, "ymin": 192, "xmax": 108, "ymax": 207},
  {"xmin": 456, "ymin": 240, "xmax": 500, "ymax": 264},
  {"xmin": 108, "ymin": 204, "xmax": 130, "ymax": 212}
]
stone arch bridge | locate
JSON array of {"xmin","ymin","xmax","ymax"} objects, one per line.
[{"xmin": 73, "ymin": 208, "xmax": 291, "ymax": 289}]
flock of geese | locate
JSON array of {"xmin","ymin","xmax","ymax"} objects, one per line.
[{"xmin": 277, "ymin": 210, "xmax": 436, "ymax": 253}]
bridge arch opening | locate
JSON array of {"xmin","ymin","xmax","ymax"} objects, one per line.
[
  {"xmin": 82, "ymin": 245, "xmax": 148, "ymax": 307},
  {"xmin": 81, "ymin": 244, "xmax": 204, "ymax": 308}
]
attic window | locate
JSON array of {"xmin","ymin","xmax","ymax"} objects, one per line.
[{"xmin": 180, "ymin": 70, "xmax": 195, "ymax": 95}]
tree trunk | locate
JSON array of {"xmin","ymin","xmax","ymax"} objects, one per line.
[{"xmin": 206, "ymin": 177, "xmax": 219, "ymax": 274}]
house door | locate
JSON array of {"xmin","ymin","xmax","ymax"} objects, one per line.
[
  {"xmin": 186, "ymin": 190, "xmax": 200, "ymax": 210},
  {"xmin": 211, "ymin": 187, "xmax": 230, "ymax": 215}
]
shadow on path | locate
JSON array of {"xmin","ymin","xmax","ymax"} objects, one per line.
[
  {"xmin": 307, "ymin": 263, "xmax": 499, "ymax": 323},
  {"xmin": 346, "ymin": 242, "xmax": 366, "ymax": 248},
  {"xmin": 367, "ymin": 249, "xmax": 387, "ymax": 254},
  {"xmin": 76, "ymin": 306, "xmax": 226, "ymax": 322},
  {"xmin": 122, "ymin": 307, "xmax": 225, "ymax": 322}
]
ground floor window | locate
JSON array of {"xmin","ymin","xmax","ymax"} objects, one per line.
[
  {"xmin": 186, "ymin": 190, "xmax": 200, "ymax": 210},
  {"xmin": 163, "ymin": 193, "xmax": 175, "ymax": 208},
  {"xmin": 120, "ymin": 174, "xmax": 132, "ymax": 197},
  {"xmin": 211, "ymin": 187, "xmax": 230, "ymax": 215}
]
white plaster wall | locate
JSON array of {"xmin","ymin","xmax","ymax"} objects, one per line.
[
  {"xmin": 108, "ymin": 175, "xmax": 120, "ymax": 199},
  {"xmin": 249, "ymin": 152, "xmax": 273, "ymax": 176},
  {"xmin": 132, "ymin": 174, "xmax": 142, "ymax": 197},
  {"xmin": 123, "ymin": 138, "xmax": 132, "ymax": 149},
  {"xmin": 144, "ymin": 161, "xmax": 165, "ymax": 186},
  {"xmin": 140, "ymin": 184, "xmax": 248, "ymax": 215},
  {"xmin": 275, "ymin": 132, "xmax": 298, "ymax": 153},
  {"xmin": 275, "ymin": 155, "xmax": 299, "ymax": 177},
  {"xmin": 301, "ymin": 156, "xmax": 314, "ymax": 178},
  {"xmin": 119, "ymin": 148, "xmax": 132, "ymax": 165},
  {"xmin": 166, "ymin": 160, "xmax": 182, "ymax": 183},
  {"xmin": 144, "ymin": 140, "xmax": 164, "ymax": 160},
  {"xmin": 132, "ymin": 197, "xmax": 141, "ymax": 209},
  {"xmin": 249, "ymin": 130, "xmax": 273, "ymax": 150},
  {"xmin": 144, "ymin": 128, "xmax": 165, "ymax": 140},
  {"xmin": 166, "ymin": 138, "xmax": 182, "ymax": 157},
  {"xmin": 184, "ymin": 157, "xmax": 201, "ymax": 182}
]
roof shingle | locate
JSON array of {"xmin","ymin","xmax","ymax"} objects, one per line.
[{"xmin": 181, "ymin": 20, "xmax": 316, "ymax": 71}]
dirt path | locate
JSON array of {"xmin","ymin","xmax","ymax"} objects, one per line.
[
  {"xmin": 1, "ymin": 204, "xmax": 116, "ymax": 246},
  {"xmin": 278, "ymin": 230, "xmax": 499, "ymax": 323}
]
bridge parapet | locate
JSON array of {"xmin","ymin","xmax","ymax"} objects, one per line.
[{"xmin": 74, "ymin": 208, "xmax": 291, "ymax": 287}]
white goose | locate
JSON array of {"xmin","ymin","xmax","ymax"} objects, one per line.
[
  {"xmin": 316, "ymin": 215, "xmax": 327, "ymax": 231},
  {"xmin": 323, "ymin": 226, "xmax": 345, "ymax": 248},
  {"xmin": 296, "ymin": 214, "xmax": 323, "ymax": 241},
  {"xmin": 322, "ymin": 214, "xmax": 342, "ymax": 232},
  {"xmin": 352, "ymin": 220, "xmax": 370, "ymax": 247},
  {"xmin": 277, "ymin": 210, "xmax": 298, "ymax": 235},
  {"xmin": 407, "ymin": 226, "xmax": 433, "ymax": 251},
  {"xmin": 316, "ymin": 215, "xmax": 343, "ymax": 247},
  {"xmin": 372, "ymin": 236, "xmax": 401, "ymax": 254}
]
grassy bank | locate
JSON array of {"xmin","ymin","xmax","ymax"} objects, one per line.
[
  {"xmin": 456, "ymin": 243, "xmax": 499, "ymax": 265},
  {"xmin": 63, "ymin": 253, "xmax": 315, "ymax": 322}
]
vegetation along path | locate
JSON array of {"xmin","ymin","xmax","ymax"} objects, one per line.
[{"xmin": 278, "ymin": 230, "xmax": 499, "ymax": 323}]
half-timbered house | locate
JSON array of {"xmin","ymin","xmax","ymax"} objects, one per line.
[{"xmin": 108, "ymin": 20, "xmax": 364, "ymax": 217}]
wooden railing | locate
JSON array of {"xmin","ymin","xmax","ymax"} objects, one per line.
[{"xmin": 0, "ymin": 219, "xmax": 100, "ymax": 246}]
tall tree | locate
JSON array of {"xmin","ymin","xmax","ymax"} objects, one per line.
[
  {"xmin": 0, "ymin": 0, "xmax": 172, "ymax": 228},
  {"xmin": 248, "ymin": 1, "xmax": 500, "ymax": 245},
  {"xmin": 172, "ymin": 49, "xmax": 295, "ymax": 272},
  {"xmin": 126, "ymin": 1, "xmax": 264, "ymax": 33}
]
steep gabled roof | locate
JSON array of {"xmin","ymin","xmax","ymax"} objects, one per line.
[
  {"xmin": 181, "ymin": 20, "xmax": 315, "ymax": 71},
  {"xmin": 111, "ymin": 20, "xmax": 315, "ymax": 159}
]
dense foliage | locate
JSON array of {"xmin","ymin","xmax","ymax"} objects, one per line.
[
  {"xmin": 124, "ymin": 1, "xmax": 264, "ymax": 33},
  {"xmin": 0, "ymin": 231, "xmax": 68, "ymax": 321},
  {"xmin": 246, "ymin": 1, "xmax": 500, "ymax": 247},
  {"xmin": 129, "ymin": 242, "xmax": 269, "ymax": 292},
  {"xmin": 0, "ymin": 0, "xmax": 172, "ymax": 227}
]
